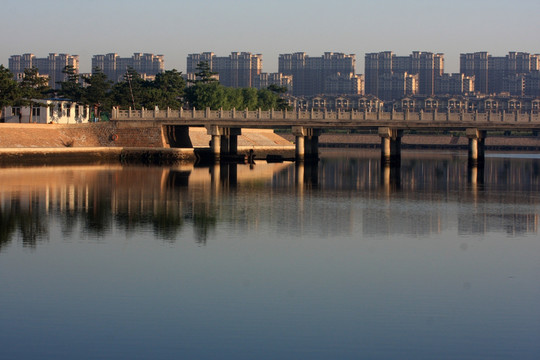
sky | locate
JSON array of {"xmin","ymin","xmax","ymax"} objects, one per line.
[{"xmin": 1, "ymin": 0, "xmax": 539, "ymax": 74}]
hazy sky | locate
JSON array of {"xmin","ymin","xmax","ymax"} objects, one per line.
[{"xmin": 1, "ymin": 0, "xmax": 538, "ymax": 74}]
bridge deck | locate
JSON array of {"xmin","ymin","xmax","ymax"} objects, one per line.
[{"xmin": 111, "ymin": 108, "xmax": 540, "ymax": 131}]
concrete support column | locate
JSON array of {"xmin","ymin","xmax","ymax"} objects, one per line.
[
  {"xmin": 228, "ymin": 128, "xmax": 241, "ymax": 155},
  {"xmin": 292, "ymin": 126, "xmax": 320, "ymax": 162},
  {"xmin": 207, "ymin": 125, "xmax": 223, "ymax": 162},
  {"xmin": 390, "ymin": 136, "xmax": 401, "ymax": 158},
  {"xmin": 381, "ymin": 137, "xmax": 391, "ymax": 159},
  {"xmin": 304, "ymin": 136, "xmax": 312, "ymax": 159},
  {"xmin": 206, "ymin": 126, "xmax": 242, "ymax": 161},
  {"xmin": 466, "ymin": 128, "xmax": 486, "ymax": 165},
  {"xmin": 378, "ymin": 127, "xmax": 403, "ymax": 164},
  {"xmin": 307, "ymin": 129, "xmax": 320, "ymax": 161},
  {"xmin": 229, "ymin": 135, "xmax": 237, "ymax": 154},
  {"xmin": 220, "ymin": 135, "xmax": 230, "ymax": 155},
  {"xmin": 296, "ymin": 135, "xmax": 305, "ymax": 161},
  {"xmin": 469, "ymin": 137, "xmax": 478, "ymax": 160},
  {"xmin": 211, "ymin": 135, "xmax": 221, "ymax": 161},
  {"xmin": 292, "ymin": 126, "xmax": 306, "ymax": 162}
]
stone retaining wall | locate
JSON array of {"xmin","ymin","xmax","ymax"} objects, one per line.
[
  {"xmin": 0, "ymin": 123, "xmax": 294, "ymax": 150},
  {"xmin": 0, "ymin": 122, "xmax": 164, "ymax": 148}
]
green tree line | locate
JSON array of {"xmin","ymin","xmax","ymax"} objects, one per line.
[{"xmin": 0, "ymin": 62, "xmax": 290, "ymax": 120}]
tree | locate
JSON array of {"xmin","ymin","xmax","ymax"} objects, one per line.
[
  {"xmin": 83, "ymin": 67, "xmax": 113, "ymax": 120},
  {"xmin": 266, "ymin": 84, "xmax": 291, "ymax": 110},
  {"xmin": 185, "ymin": 62, "xmax": 224, "ymax": 109},
  {"xmin": 185, "ymin": 82, "xmax": 226, "ymax": 110},
  {"xmin": 190, "ymin": 61, "xmax": 218, "ymax": 84},
  {"xmin": 0, "ymin": 65, "xmax": 19, "ymax": 120},
  {"xmin": 57, "ymin": 65, "xmax": 83, "ymax": 103},
  {"xmin": 111, "ymin": 67, "xmax": 146, "ymax": 109},
  {"xmin": 17, "ymin": 67, "xmax": 51, "ymax": 123},
  {"xmin": 240, "ymin": 88, "xmax": 259, "ymax": 110},
  {"xmin": 150, "ymin": 69, "xmax": 186, "ymax": 108}
]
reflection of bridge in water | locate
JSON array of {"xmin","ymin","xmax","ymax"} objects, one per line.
[
  {"xmin": 1, "ymin": 153, "xmax": 539, "ymax": 251},
  {"xmin": 113, "ymin": 107, "xmax": 540, "ymax": 164}
]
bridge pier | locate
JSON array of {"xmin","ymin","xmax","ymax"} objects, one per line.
[
  {"xmin": 206, "ymin": 126, "xmax": 242, "ymax": 162},
  {"xmin": 292, "ymin": 126, "xmax": 320, "ymax": 162},
  {"xmin": 210, "ymin": 134, "xmax": 221, "ymax": 161},
  {"xmin": 466, "ymin": 128, "xmax": 486, "ymax": 165},
  {"xmin": 378, "ymin": 127, "xmax": 403, "ymax": 165}
]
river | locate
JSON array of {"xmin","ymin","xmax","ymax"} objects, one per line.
[{"xmin": 1, "ymin": 149, "xmax": 539, "ymax": 359}]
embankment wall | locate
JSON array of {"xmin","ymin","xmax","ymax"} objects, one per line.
[{"xmin": 0, "ymin": 122, "xmax": 164, "ymax": 148}]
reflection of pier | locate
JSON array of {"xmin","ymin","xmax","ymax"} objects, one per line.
[
  {"xmin": 381, "ymin": 163, "xmax": 401, "ymax": 192},
  {"xmin": 295, "ymin": 162, "xmax": 319, "ymax": 188},
  {"xmin": 210, "ymin": 163, "xmax": 238, "ymax": 189},
  {"xmin": 467, "ymin": 164, "xmax": 484, "ymax": 186}
]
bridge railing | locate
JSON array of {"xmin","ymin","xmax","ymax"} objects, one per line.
[{"xmin": 112, "ymin": 107, "xmax": 540, "ymax": 124}]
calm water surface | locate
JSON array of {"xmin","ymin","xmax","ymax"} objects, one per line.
[{"xmin": 1, "ymin": 149, "xmax": 539, "ymax": 359}]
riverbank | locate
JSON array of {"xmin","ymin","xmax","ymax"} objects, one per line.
[
  {"xmin": 0, "ymin": 147, "xmax": 196, "ymax": 166},
  {"xmin": 2, "ymin": 123, "xmax": 540, "ymax": 167},
  {"xmin": 0, "ymin": 123, "xmax": 295, "ymax": 166}
]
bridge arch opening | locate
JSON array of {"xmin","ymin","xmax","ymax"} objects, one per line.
[{"xmin": 163, "ymin": 125, "xmax": 193, "ymax": 148}]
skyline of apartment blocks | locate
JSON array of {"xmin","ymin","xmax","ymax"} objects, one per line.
[
  {"xmin": 460, "ymin": 52, "xmax": 540, "ymax": 96},
  {"xmin": 8, "ymin": 53, "xmax": 79, "ymax": 89},
  {"xmin": 365, "ymin": 51, "xmax": 444, "ymax": 100},
  {"xmin": 278, "ymin": 52, "xmax": 358, "ymax": 96},
  {"xmin": 186, "ymin": 52, "xmax": 263, "ymax": 88},
  {"xmin": 6, "ymin": 50, "xmax": 540, "ymax": 99},
  {"xmin": 91, "ymin": 53, "xmax": 164, "ymax": 82}
]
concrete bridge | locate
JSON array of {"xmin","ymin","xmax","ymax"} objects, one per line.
[{"xmin": 111, "ymin": 107, "xmax": 540, "ymax": 164}]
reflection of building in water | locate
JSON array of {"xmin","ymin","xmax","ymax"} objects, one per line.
[
  {"xmin": 362, "ymin": 208, "xmax": 444, "ymax": 237},
  {"xmin": 458, "ymin": 209, "xmax": 538, "ymax": 235},
  {"xmin": 1, "ymin": 155, "xmax": 540, "ymax": 249}
]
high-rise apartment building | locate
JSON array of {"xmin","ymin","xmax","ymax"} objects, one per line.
[
  {"xmin": 91, "ymin": 53, "xmax": 164, "ymax": 82},
  {"xmin": 460, "ymin": 52, "xmax": 489, "ymax": 94},
  {"xmin": 435, "ymin": 73, "xmax": 475, "ymax": 95},
  {"xmin": 324, "ymin": 73, "xmax": 364, "ymax": 95},
  {"xmin": 364, "ymin": 51, "xmax": 444, "ymax": 100},
  {"xmin": 503, "ymin": 74, "xmax": 527, "ymax": 96},
  {"xmin": 9, "ymin": 53, "xmax": 79, "ymax": 89},
  {"xmin": 186, "ymin": 52, "xmax": 215, "ymax": 74},
  {"xmin": 186, "ymin": 52, "xmax": 263, "ymax": 88},
  {"xmin": 253, "ymin": 73, "xmax": 293, "ymax": 92},
  {"xmin": 379, "ymin": 72, "xmax": 418, "ymax": 101},
  {"xmin": 278, "ymin": 52, "xmax": 357, "ymax": 96},
  {"xmin": 460, "ymin": 52, "xmax": 540, "ymax": 94},
  {"xmin": 526, "ymin": 72, "xmax": 540, "ymax": 97}
]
